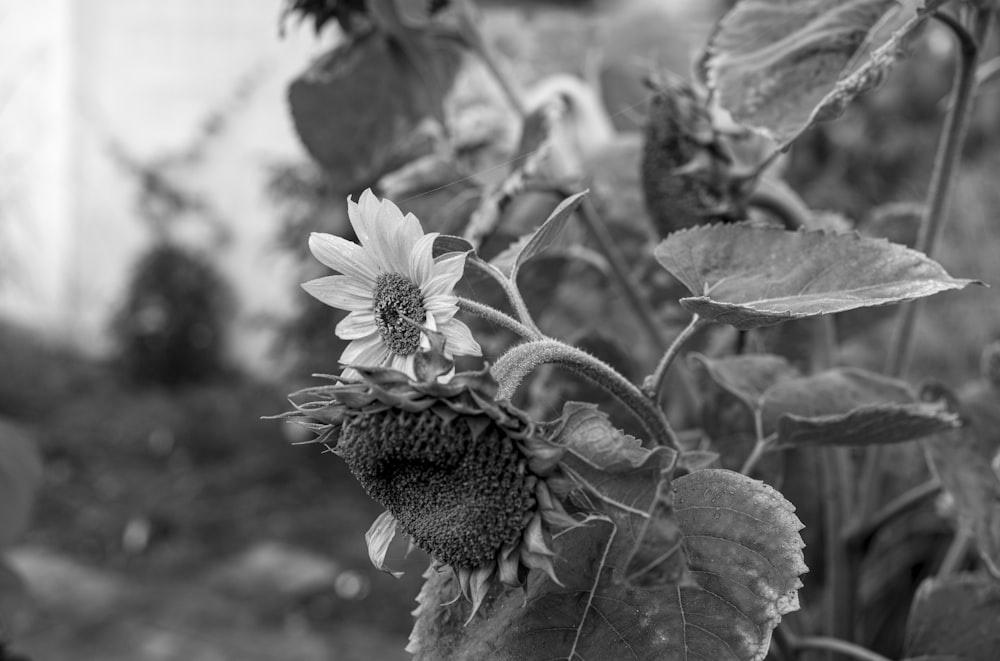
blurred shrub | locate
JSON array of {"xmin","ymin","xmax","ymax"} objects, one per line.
[{"xmin": 110, "ymin": 241, "xmax": 234, "ymax": 387}]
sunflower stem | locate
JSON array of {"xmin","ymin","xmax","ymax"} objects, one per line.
[
  {"xmin": 467, "ymin": 256, "xmax": 544, "ymax": 339},
  {"xmin": 644, "ymin": 314, "xmax": 707, "ymax": 401},
  {"xmin": 786, "ymin": 635, "xmax": 893, "ymax": 661},
  {"xmin": 457, "ymin": 297, "xmax": 538, "ymax": 340},
  {"xmin": 491, "ymin": 339, "xmax": 679, "ymax": 449}
]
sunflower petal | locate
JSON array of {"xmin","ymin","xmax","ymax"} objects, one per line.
[
  {"xmin": 308, "ymin": 233, "xmax": 378, "ymax": 284},
  {"xmin": 423, "ymin": 253, "xmax": 467, "ymax": 298},
  {"xmin": 336, "ymin": 310, "xmax": 377, "ymax": 340},
  {"xmin": 441, "ymin": 320, "xmax": 483, "ymax": 357},
  {"xmin": 302, "ymin": 275, "xmax": 374, "ymax": 311},
  {"xmin": 341, "ymin": 334, "xmax": 391, "ymax": 367},
  {"xmin": 364, "ymin": 511, "xmax": 403, "ymax": 578},
  {"xmin": 409, "ymin": 232, "xmax": 438, "ymax": 286}
]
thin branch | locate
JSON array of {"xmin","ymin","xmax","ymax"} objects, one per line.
[
  {"xmin": 457, "ymin": 297, "xmax": 538, "ymax": 340},
  {"xmin": 938, "ymin": 527, "xmax": 972, "ymax": 576},
  {"xmin": 645, "ymin": 315, "xmax": 706, "ymax": 400}
]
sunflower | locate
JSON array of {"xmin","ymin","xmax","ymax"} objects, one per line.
[
  {"xmin": 303, "ymin": 189, "xmax": 481, "ymax": 380},
  {"xmin": 283, "ymin": 355, "xmax": 578, "ymax": 618}
]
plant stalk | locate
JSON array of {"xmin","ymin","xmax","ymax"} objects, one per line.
[
  {"xmin": 491, "ymin": 339, "xmax": 678, "ymax": 448},
  {"xmin": 468, "ymin": 257, "xmax": 544, "ymax": 339},
  {"xmin": 789, "ymin": 636, "xmax": 894, "ymax": 661},
  {"xmin": 645, "ymin": 314, "xmax": 706, "ymax": 400},
  {"xmin": 457, "ymin": 297, "xmax": 539, "ymax": 340}
]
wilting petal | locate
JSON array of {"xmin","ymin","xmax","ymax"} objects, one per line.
[
  {"xmin": 498, "ymin": 543, "xmax": 522, "ymax": 587},
  {"xmin": 336, "ymin": 310, "xmax": 377, "ymax": 340},
  {"xmin": 302, "ymin": 276, "xmax": 373, "ymax": 311},
  {"xmin": 440, "ymin": 320, "xmax": 482, "ymax": 357},
  {"xmin": 423, "ymin": 253, "xmax": 466, "ymax": 298},
  {"xmin": 466, "ymin": 564, "xmax": 496, "ymax": 624},
  {"xmin": 408, "ymin": 232, "xmax": 438, "ymax": 286},
  {"xmin": 365, "ymin": 511, "xmax": 403, "ymax": 578},
  {"xmin": 308, "ymin": 233, "xmax": 378, "ymax": 284}
]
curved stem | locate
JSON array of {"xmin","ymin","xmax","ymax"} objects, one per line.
[
  {"xmin": 468, "ymin": 257, "xmax": 544, "ymax": 339},
  {"xmin": 790, "ymin": 636, "xmax": 893, "ymax": 661},
  {"xmin": 457, "ymin": 297, "xmax": 538, "ymax": 340},
  {"xmin": 491, "ymin": 339, "xmax": 679, "ymax": 448},
  {"xmin": 747, "ymin": 177, "xmax": 812, "ymax": 230},
  {"xmin": 645, "ymin": 315, "xmax": 706, "ymax": 400}
]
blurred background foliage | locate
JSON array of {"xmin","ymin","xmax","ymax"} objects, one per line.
[{"xmin": 0, "ymin": 0, "xmax": 999, "ymax": 659}]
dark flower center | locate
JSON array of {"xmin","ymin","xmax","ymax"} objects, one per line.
[
  {"xmin": 339, "ymin": 408, "xmax": 533, "ymax": 568},
  {"xmin": 372, "ymin": 273, "xmax": 426, "ymax": 355}
]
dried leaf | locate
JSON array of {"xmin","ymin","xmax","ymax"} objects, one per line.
[
  {"xmin": 707, "ymin": 0, "xmax": 935, "ymax": 145},
  {"xmin": 549, "ymin": 402, "xmax": 655, "ymax": 472},
  {"xmin": 655, "ymin": 224, "xmax": 978, "ymax": 330},
  {"xmin": 904, "ymin": 573, "xmax": 1000, "ymax": 661}
]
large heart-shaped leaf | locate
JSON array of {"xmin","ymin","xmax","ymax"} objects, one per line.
[
  {"xmin": 655, "ymin": 225, "xmax": 978, "ymax": 330},
  {"xmin": 903, "ymin": 573, "xmax": 1000, "ymax": 661},
  {"xmin": 707, "ymin": 0, "xmax": 938, "ymax": 146},
  {"xmin": 408, "ymin": 469, "xmax": 806, "ymax": 660}
]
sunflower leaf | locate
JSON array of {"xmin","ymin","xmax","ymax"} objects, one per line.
[
  {"xmin": 904, "ymin": 573, "xmax": 1000, "ymax": 661},
  {"xmin": 689, "ymin": 352, "xmax": 800, "ymax": 414},
  {"xmin": 408, "ymin": 468, "xmax": 805, "ymax": 660},
  {"xmin": 507, "ymin": 190, "xmax": 589, "ymax": 281},
  {"xmin": 707, "ymin": 0, "xmax": 937, "ymax": 146},
  {"xmin": 550, "ymin": 401, "xmax": 658, "ymax": 471},
  {"xmin": 655, "ymin": 225, "xmax": 979, "ymax": 330},
  {"xmin": 773, "ymin": 403, "xmax": 959, "ymax": 450}
]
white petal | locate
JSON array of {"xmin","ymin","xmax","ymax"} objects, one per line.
[
  {"xmin": 372, "ymin": 204, "xmax": 412, "ymax": 274},
  {"xmin": 348, "ymin": 190, "xmax": 378, "ymax": 246},
  {"xmin": 336, "ymin": 310, "xmax": 377, "ymax": 340},
  {"xmin": 308, "ymin": 233, "xmax": 378, "ymax": 284},
  {"xmin": 355, "ymin": 190, "xmax": 391, "ymax": 271},
  {"xmin": 408, "ymin": 232, "xmax": 437, "ymax": 286},
  {"xmin": 425, "ymin": 293, "xmax": 458, "ymax": 320},
  {"xmin": 365, "ymin": 511, "xmax": 403, "ymax": 578},
  {"xmin": 441, "ymin": 320, "xmax": 482, "ymax": 357},
  {"xmin": 423, "ymin": 253, "xmax": 466, "ymax": 298},
  {"xmin": 302, "ymin": 276, "xmax": 373, "ymax": 311},
  {"xmin": 391, "ymin": 353, "xmax": 417, "ymax": 378},
  {"xmin": 341, "ymin": 333, "xmax": 391, "ymax": 367}
]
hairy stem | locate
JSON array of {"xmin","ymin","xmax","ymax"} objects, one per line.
[
  {"xmin": 645, "ymin": 315, "xmax": 706, "ymax": 400},
  {"xmin": 491, "ymin": 339, "xmax": 678, "ymax": 448},
  {"xmin": 467, "ymin": 257, "xmax": 544, "ymax": 339},
  {"xmin": 457, "ymin": 297, "xmax": 538, "ymax": 340}
]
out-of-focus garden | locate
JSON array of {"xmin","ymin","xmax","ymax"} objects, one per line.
[{"xmin": 2, "ymin": 0, "xmax": 1000, "ymax": 659}]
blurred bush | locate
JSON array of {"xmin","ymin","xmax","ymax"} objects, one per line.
[{"xmin": 110, "ymin": 241, "xmax": 234, "ymax": 387}]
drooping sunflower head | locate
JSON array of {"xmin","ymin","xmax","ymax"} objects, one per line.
[
  {"xmin": 302, "ymin": 188, "xmax": 481, "ymax": 380},
  {"xmin": 283, "ymin": 362, "xmax": 576, "ymax": 616}
]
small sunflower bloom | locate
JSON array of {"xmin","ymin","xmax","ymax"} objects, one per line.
[
  {"xmin": 303, "ymin": 189, "xmax": 481, "ymax": 379},
  {"xmin": 283, "ymin": 360, "xmax": 578, "ymax": 618}
]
